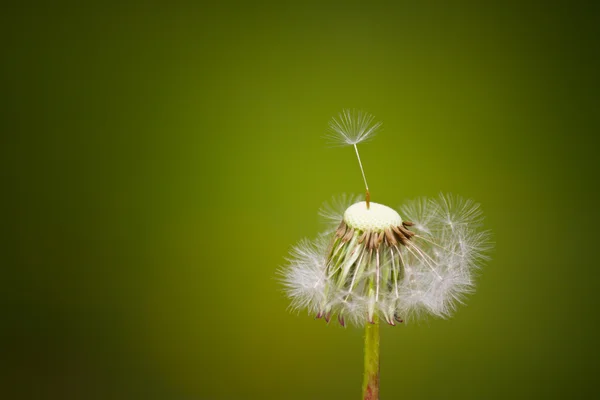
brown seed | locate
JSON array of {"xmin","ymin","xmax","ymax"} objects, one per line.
[
  {"xmin": 335, "ymin": 221, "xmax": 347, "ymax": 238},
  {"xmin": 391, "ymin": 225, "xmax": 408, "ymax": 244},
  {"xmin": 376, "ymin": 231, "xmax": 385, "ymax": 249},
  {"xmin": 384, "ymin": 228, "xmax": 397, "ymax": 246},
  {"xmin": 370, "ymin": 231, "xmax": 378, "ymax": 249},
  {"xmin": 395, "ymin": 231, "xmax": 409, "ymax": 246},
  {"xmin": 363, "ymin": 231, "xmax": 372, "ymax": 248},
  {"xmin": 399, "ymin": 225, "xmax": 415, "ymax": 238},
  {"xmin": 343, "ymin": 226, "xmax": 355, "ymax": 242},
  {"xmin": 358, "ymin": 231, "xmax": 367, "ymax": 243},
  {"xmin": 402, "ymin": 221, "xmax": 415, "ymax": 227}
]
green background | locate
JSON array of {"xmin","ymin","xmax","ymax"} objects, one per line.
[{"xmin": 2, "ymin": 2, "xmax": 598, "ymax": 399}]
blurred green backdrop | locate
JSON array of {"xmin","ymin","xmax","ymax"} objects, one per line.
[{"xmin": 2, "ymin": 1, "xmax": 599, "ymax": 399}]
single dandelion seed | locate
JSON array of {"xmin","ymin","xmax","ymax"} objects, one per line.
[
  {"xmin": 280, "ymin": 110, "xmax": 492, "ymax": 400},
  {"xmin": 327, "ymin": 109, "xmax": 382, "ymax": 208}
]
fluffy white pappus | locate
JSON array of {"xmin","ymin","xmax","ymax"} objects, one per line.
[
  {"xmin": 279, "ymin": 237, "xmax": 329, "ymax": 315},
  {"xmin": 432, "ymin": 193, "xmax": 484, "ymax": 230},
  {"xmin": 397, "ymin": 193, "xmax": 492, "ymax": 320},
  {"xmin": 326, "ymin": 109, "xmax": 382, "ymax": 146},
  {"xmin": 319, "ymin": 193, "xmax": 362, "ymax": 234}
]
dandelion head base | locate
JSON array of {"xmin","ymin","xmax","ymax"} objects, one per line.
[
  {"xmin": 343, "ymin": 201, "xmax": 402, "ymax": 232},
  {"xmin": 336, "ymin": 204, "xmax": 415, "ymax": 251}
]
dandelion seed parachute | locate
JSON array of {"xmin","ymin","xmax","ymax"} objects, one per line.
[{"xmin": 326, "ymin": 109, "xmax": 382, "ymax": 146}]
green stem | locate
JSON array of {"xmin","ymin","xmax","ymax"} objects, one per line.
[{"xmin": 362, "ymin": 315, "xmax": 380, "ymax": 400}]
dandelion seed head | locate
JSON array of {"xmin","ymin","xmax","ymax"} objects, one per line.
[
  {"xmin": 280, "ymin": 112, "xmax": 492, "ymax": 327},
  {"xmin": 281, "ymin": 194, "xmax": 492, "ymax": 326}
]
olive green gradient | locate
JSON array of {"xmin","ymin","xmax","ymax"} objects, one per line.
[{"xmin": 2, "ymin": 2, "xmax": 598, "ymax": 399}]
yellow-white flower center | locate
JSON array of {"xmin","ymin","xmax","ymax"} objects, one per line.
[{"xmin": 343, "ymin": 201, "xmax": 402, "ymax": 232}]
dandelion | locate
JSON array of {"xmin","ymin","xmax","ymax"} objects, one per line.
[{"xmin": 280, "ymin": 109, "xmax": 492, "ymax": 400}]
